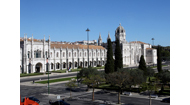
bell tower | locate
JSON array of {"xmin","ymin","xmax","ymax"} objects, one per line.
[
  {"xmin": 98, "ymin": 33, "xmax": 102, "ymax": 46},
  {"xmin": 115, "ymin": 23, "xmax": 126, "ymax": 43}
]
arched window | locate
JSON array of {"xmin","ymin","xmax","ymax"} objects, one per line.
[
  {"xmin": 51, "ymin": 52, "xmax": 52, "ymax": 58},
  {"xmin": 94, "ymin": 52, "xmax": 95, "ymax": 56},
  {"xmin": 56, "ymin": 63, "xmax": 60, "ymax": 69},
  {"xmin": 75, "ymin": 62, "xmax": 77, "ymax": 67},
  {"xmin": 56, "ymin": 52, "xmax": 59, "ymax": 57},
  {"xmin": 80, "ymin": 52, "xmax": 81, "ymax": 57},
  {"xmin": 45, "ymin": 51, "xmax": 48, "ymax": 58},
  {"xmin": 85, "ymin": 52, "xmax": 86, "ymax": 57},
  {"xmin": 69, "ymin": 52, "xmax": 71, "ymax": 57},
  {"xmin": 51, "ymin": 63, "xmax": 53, "ymax": 69},
  {"xmin": 63, "ymin": 62, "xmax": 66, "ymax": 68},
  {"xmin": 89, "ymin": 52, "xmax": 91, "ymax": 57},
  {"xmin": 74, "ymin": 52, "xmax": 76, "ymax": 57},
  {"xmin": 63, "ymin": 52, "xmax": 65, "ymax": 57},
  {"xmin": 28, "ymin": 51, "xmax": 30, "ymax": 58}
]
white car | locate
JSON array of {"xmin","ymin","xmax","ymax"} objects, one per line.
[{"xmin": 123, "ymin": 92, "xmax": 132, "ymax": 96}]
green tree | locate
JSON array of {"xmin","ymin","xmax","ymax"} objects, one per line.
[
  {"xmin": 138, "ymin": 55, "xmax": 147, "ymax": 76},
  {"xmin": 139, "ymin": 78, "xmax": 157, "ymax": 105},
  {"xmin": 114, "ymin": 38, "xmax": 123, "ymax": 71},
  {"xmin": 157, "ymin": 70, "xmax": 170, "ymax": 91},
  {"xmin": 121, "ymin": 68, "xmax": 146, "ymax": 91},
  {"xmin": 65, "ymin": 79, "xmax": 77, "ymax": 98},
  {"xmin": 106, "ymin": 69, "xmax": 130, "ymax": 104},
  {"xmin": 77, "ymin": 67, "xmax": 99, "ymax": 90},
  {"xmin": 146, "ymin": 67, "xmax": 155, "ymax": 77},
  {"xmin": 82, "ymin": 74, "xmax": 105, "ymax": 101},
  {"xmin": 105, "ymin": 38, "xmax": 114, "ymax": 74},
  {"xmin": 147, "ymin": 78, "xmax": 156, "ymax": 105},
  {"xmin": 157, "ymin": 45, "xmax": 162, "ymax": 73}
]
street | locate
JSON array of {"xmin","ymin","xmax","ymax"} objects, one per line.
[{"xmin": 20, "ymin": 81, "xmax": 169, "ymax": 105}]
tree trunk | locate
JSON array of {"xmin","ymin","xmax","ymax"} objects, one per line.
[
  {"xmin": 149, "ymin": 90, "xmax": 151, "ymax": 105},
  {"xmin": 92, "ymin": 88, "xmax": 94, "ymax": 101},
  {"xmin": 118, "ymin": 89, "xmax": 121, "ymax": 104},
  {"xmin": 87, "ymin": 84, "xmax": 89, "ymax": 91},
  {"xmin": 130, "ymin": 85, "xmax": 132, "ymax": 91}
]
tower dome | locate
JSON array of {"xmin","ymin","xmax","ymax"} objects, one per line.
[
  {"xmin": 115, "ymin": 23, "xmax": 126, "ymax": 43},
  {"xmin": 116, "ymin": 23, "xmax": 125, "ymax": 33}
]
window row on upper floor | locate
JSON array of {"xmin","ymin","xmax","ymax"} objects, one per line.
[
  {"xmin": 51, "ymin": 51, "xmax": 106, "ymax": 58},
  {"xmin": 27, "ymin": 50, "xmax": 106, "ymax": 58}
]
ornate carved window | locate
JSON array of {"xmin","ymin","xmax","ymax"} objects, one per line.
[{"xmin": 34, "ymin": 50, "xmax": 41, "ymax": 58}]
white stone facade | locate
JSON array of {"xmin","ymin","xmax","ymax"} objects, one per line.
[
  {"xmin": 99, "ymin": 24, "xmax": 157, "ymax": 66},
  {"xmin": 20, "ymin": 35, "xmax": 106, "ymax": 74},
  {"xmin": 20, "ymin": 24, "xmax": 157, "ymax": 74}
]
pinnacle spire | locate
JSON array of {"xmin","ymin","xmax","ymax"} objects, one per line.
[
  {"xmin": 99, "ymin": 33, "xmax": 102, "ymax": 39},
  {"xmin": 107, "ymin": 32, "xmax": 111, "ymax": 40}
]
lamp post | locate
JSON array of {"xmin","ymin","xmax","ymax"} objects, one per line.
[
  {"xmin": 46, "ymin": 58, "xmax": 49, "ymax": 94},
  {"xmin": 151, "ymin": 38, "xmax": 154, "ymax": 46},
  {"xmin": 86, "ymin": 28, "xmax": 90, "ymax": 68}
]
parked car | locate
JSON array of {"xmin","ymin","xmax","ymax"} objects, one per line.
[
  {"xmin": 22, "ymin": 97, "xmax": 40, "ymax": 103},
  {"xmin": 161, "ymin": 98, "xmax": 170, "ymax": 103},
  {"xmin": 49, "ymin": 100, "xmax": 70, "ymax": 105},
  {"xmin": 123, "ymin": 92, "xmax": 132, "ymax": 96},
  {"xmin": 149, "ymin": 94, "xmax": 158, "ymax": 99}
]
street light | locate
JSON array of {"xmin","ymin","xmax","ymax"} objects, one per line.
[
  {"xmin": 46, "ymin": 58, "xmax": 49, "ymax": 94},
  {"xmin": 151, "ymin": 38, "xmax": 154, "ymax": 46},
  {"xmin": 86, "ymin": 28, "xmax": 90, "ymax": 68}
]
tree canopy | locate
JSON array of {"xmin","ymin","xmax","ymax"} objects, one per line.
[
  {"xmin": 105, "ymin": 38, "xmax": 114, "ymax": 74},
  {"xmin": 138, "ymin": 55, "xmax": 147, "ymax": 76},
  {"xmin": 114, "ymin": 38, "xmax": 123, "ymax": 71},
  {"xmin": 157, "ymin": 45, "xmax": 162, "ymax": 73}
]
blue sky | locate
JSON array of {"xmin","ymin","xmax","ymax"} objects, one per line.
[{"xmin": 20, "ymin": 0, "xmax": 170, "ymax": 46}]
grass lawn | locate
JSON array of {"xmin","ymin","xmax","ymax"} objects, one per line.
[
  {"xmin": 50, "ymin": 66, "xmax": 104, "ymax": 73},
  {"xmin": 51, "ymin": 70, "xmax": 66, "ymax": 73},
  {"xmin": 35, "ymin": 76, "xmax": 77, "ymax": 84},
  {"xmin": 20, "ymin": 73, "xmax": 44, "ymax": 77}
]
